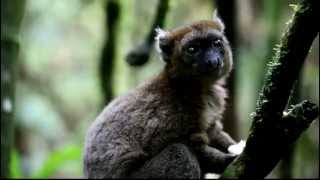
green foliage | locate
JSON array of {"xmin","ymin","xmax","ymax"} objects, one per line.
[
  {"xmin": 10, "ymin": 144, "xmax": 82, "ymax": 178},
  {"xmin": 10, "ymin": 150, "xmax": 23, "ymax": 178},
  {"xmin": 31, "ymin": 144, "xmax": 82, "ymax": 178}
]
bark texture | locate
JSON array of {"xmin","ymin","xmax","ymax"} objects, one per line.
[{"xmin": 222, "ymin": 0, "xmax": 319, "ymax": 178}]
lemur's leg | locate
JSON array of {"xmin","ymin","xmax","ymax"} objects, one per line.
[{"xmin": 130, "ymin": 143, "xmax": 201, "ymax": 178}]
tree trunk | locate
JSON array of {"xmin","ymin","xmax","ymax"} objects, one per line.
[
  {"xmin": 222, "ymin": 0, "xmax": 319, "ymax": 178},
  {"xmin": 1, "ymin": 0, "xmax": 25, "ymax": 178},
  {"xmin": 214, "ymin": 0, "xmax": 239, "ymax": 140},
  {"xmin": 99, "ymin": 0, "xmax": 121, "ymax": 105}
]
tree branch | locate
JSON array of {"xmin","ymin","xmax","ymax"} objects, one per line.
[
  {"xmin": 100, "ymin": 0, "xmax": 121, "ymax": 104},
  {"xmin": 281, "ymin": 101, "xmax": 318, "ymax": 139},
  {"xmin": 126, "ymin": 0, "xmax": 169, "ymax": 66},
  {"xmin": 222, "ymin": 0, "xmax": 319, "ymax": 178},
  {"xmin": 1, "ymin": 0, "xmax": 25, "ymax": 178},
  {"xmin": 214, "ymin": 0, "xmax": 239, "ymax": 140}
]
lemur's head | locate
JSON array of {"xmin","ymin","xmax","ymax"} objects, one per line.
[{"xmin": 155, "ymin": 10, "xmax": 233, "ymax": 81}]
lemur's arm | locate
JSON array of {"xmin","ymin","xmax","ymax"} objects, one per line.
[
  {"xmin": 196, "ymin": 144, "xmax": 236, "ymax": 174},
  {"xmin": 207, "ymin": 121, "xmax": 236, "ymax": 152}
]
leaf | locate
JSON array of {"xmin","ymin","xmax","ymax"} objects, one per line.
[
  {"xmin": 10, "ymin": 149, "xmax": 23, "ymax": 178},
  {"xmin": 31, "ymin": 144, "xmax": 82, "ymax": 178}
]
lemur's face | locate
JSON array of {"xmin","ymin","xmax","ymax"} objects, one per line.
[
  {"xmin": 156, "ymin": 16, "xmax": 233, "ymax": 80},
  {"xmin": 179, "ymin": 28, "xmax": 232, "ymax": 79}
]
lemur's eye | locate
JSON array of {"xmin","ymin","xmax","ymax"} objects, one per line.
[
  {"xmin": 186, "ymin": 45, "xmax": 199, "ymax": 55},
  {"xmin": 213, "ymin": 39, "xmax": 222, "ymax": 47}
]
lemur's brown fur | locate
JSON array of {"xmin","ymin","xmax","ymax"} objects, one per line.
[{"xmin": 84, "ymin": 13, "xmax": 236, "ymax": 178}]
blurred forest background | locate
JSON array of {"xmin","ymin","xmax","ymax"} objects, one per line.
[{"xmin": 2, "ymin": 0, "xmax": 318, "ymax": 178}]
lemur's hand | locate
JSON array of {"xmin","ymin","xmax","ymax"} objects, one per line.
[{"xmin": 227, "ymin": 140, "xmax": 246, "ymax": 155}]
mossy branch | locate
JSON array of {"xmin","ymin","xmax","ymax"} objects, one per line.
[
  {"xmin": 126, "ymin": 0, "xmax": 169, "ymax": 66},
  {"xmin": 222, "ymin": 0, "xmax": 319, "ymax": 178}
]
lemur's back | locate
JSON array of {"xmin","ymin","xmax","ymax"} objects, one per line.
[{"xmin": 83, "ymin": 74, "xmax": 205, "ymax": 178}]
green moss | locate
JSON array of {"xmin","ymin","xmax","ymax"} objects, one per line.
[
  {"xmin": 249, "ymin": 112, "xmax": 256, "ymax": 118},
  {"xmin": 267, "ymin": 61, "xmax": 281, "ymax": 68},
  {"xmin": 289, "ymin": 4, "xmax": 300, "ymax": 12}
]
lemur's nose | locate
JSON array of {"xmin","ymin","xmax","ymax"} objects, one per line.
[{"xmin": 207, "ymin": 51, "xmax": 223, "ymax": 69}]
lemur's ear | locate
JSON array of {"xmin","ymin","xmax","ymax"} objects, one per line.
[
  {"xmin": 155, "ymin": 27, "xmax": 173, "ymax": 63},
  {"xmin": 212, "ymin": 9, "xmax": 225, "ymax": 32}
]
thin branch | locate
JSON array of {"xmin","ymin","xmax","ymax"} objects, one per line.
[
  {"xmin": 126, "ymin": 0, "xmax": 169, "ymax": 66},
  {"xmin": 1, "ymin": 0, "xmax": 26, "ymax": 178},
  {"xmin": 281, "ymin": 101, "xmax": 319, "ymax": 139},
  {"xmin": 100, "ymin": 0, "xmax": 121, "ymax": 104},
  {"xmin": 222, "ymin": 0, "xmax": 319, "ymax": 178}
]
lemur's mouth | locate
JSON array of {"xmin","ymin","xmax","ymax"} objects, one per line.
[
  {"xmin": 191, "ymin": 59, "xmax": 224, "ymax": 76},
  {"xmin": 206, "ymin": 58, "xmax": 224, "ymax": 70}
]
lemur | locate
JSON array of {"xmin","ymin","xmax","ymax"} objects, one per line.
[{"xmin": 84, "ymin": 11, "xmax": 240, "ymax": 178}]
